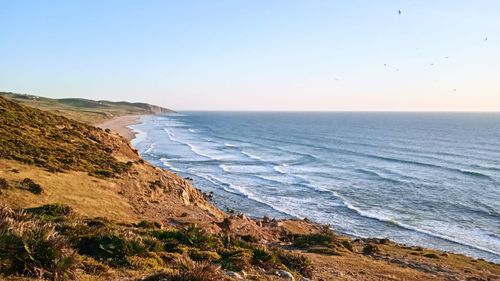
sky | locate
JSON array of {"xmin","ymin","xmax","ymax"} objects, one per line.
[{"xmin": 1, "ymin": 1, "xmax": 499, "ymax": 111}]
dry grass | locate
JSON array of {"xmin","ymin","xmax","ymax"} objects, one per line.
[{"xmin": 0, "ymin": 159, "xmax": 139, "ymax": 223}]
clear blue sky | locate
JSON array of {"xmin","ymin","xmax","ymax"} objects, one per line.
[{"xmin": 1, "ymin": 1, "xmax": 499, "ymax": 111}]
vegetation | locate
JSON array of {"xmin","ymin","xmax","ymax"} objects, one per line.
[
  {"xmin": 0, "ymin": 96, "xmax": 132, "ymax": 177},
  {"xmin": 17, "ymin": 178, "xmax": 44, "ymax": 194},
  {"xmin": 0, "ymin": 205, "xmax": 77, "ymax": 280},
  {"xmin": 0, "ymin": 92, "xmax": 174, "ymax": 124},
  {"xmin": 1, "ymin": 94, "xmax": 498, "ymax": 280},
  {"xmin": 0, "ymin": 203, "xmax": 320, "ymax": 280}
]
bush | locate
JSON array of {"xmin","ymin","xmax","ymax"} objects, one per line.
[
  {"xmin": 126, "ymin": 253, "xmax": 164, "ymax": 271},
  {"xmin": 423, "ymin": 253, "xmax": 439, "ymax": 259},
  {"xmin": 175, "ymin": 258, "xmax": 223, "ymax": 281},
  {"xmin": 153, "ymin": 225, "xmax": 220, "ymax": 252},
  {"xmin": 218, "ymin": 247, "xmax": 252, "ymax": 271},
  {"xmin": 277, "ymin": 251, "xmax": 313, "ymax": 278},
  {"xmin": 340, "ymin": 240, "xmax": 353, "ymax": 251},
  {"xmin": 0, "ymin": 205, "xmax": 78, "ymax": 280},
  {"xmin": 91, "ymin": 169, "xmax": 114, "ymax": 178},
  {"xmin": 251, "ymin": 248, "xmax": 278, "ymax": 268},
  {"xmin": 306, "ymin": 246, "xmax": 340, "ymax": 256},
  {"xmin": 142, "ymin": 257, "xmax": 223, "ymax": 281},
  {"xmin": 25, "ymin": 204, "xmax": 73, "ymax": 220},
  {"xmin": 290, "ymin": 231, "xmax": 335, "ymax": 248},
  {"xmin": 0, "ymin": 177, "xmax": 8, "ymax": 189},
  {"xmin": 77, "ymin": 230, "xmax": 151, "ymax": 265},
  {"xmin": 136, "ymin": 220, "xmax": 162, "ymax": 229},
  {"xmin": 18, "ymin": 178, "xmax": 43, "ymax": 194},
  {"xmin": 80, "ymin": 256, "xmax": 110, "ymax": 275},
  {"xmin": 188, "ymin": 248, "xmax": 221, "ymax": 262},
  {"xmin": 362, "ymin": 243, "xmax": 379, "ymax": 256},
  {"xmin": 157, "ymin": 252, "xmax": 183, "ymax": 264}
]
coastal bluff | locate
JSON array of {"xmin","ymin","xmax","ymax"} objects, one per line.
[{"xmin": 0, "ymin": 95, "xmax": 498, "ymax": 280}]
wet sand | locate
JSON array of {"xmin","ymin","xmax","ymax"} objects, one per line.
[{"xmin": 97, "ymin": 115, "xmax": 144, "ymax": 140}]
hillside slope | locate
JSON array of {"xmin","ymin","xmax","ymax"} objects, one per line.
[
  {"xmin": 0, "ymin": 92, "xmax": 174, "ymax": 124},
  {"xmin": 0, "ymin": 96, "xmax": 220, "ymax": 223},
  {"xmin": 0, "ymin": 97, "xmax": 498, "ymax": 281}
]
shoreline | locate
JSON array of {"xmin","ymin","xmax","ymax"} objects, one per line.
[
  {"xmin": 127, "ymin": 114, "xmax": 500, "ymax": 264},
  {"xmin": 96, "ymin": 114, "xmax": 145, "ymax": 140}
]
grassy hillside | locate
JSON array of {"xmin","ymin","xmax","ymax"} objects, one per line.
[
  {"xmin": 0, "ymin": 96, "xmax": 132, "ymax": 176},
  {"xmin": 0, "ymin": 97, "xmax": 498, "ymax": 281},
  {"xmin": 0, "ymin": 92, "xmax": 174, "ymax": 124}
]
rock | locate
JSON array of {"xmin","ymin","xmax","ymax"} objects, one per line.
[
  {"xmin": 275, "ymin": 269, "xmax": 295, "ymax": 280},
  {"xmin": 225, "ymin": 271, "xmax": 244, "ymax": 280}
]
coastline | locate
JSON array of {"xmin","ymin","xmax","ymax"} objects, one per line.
[
  {"xmin": 129, "ymin": 114, "xmax": 500, "ymax": 264},
  {"xmin": 96, "ymin": 114, "xmax": 144, "ymax": 141}
]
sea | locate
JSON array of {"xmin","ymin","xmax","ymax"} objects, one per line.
[{"xmin": 130, "ymin": 112, "xmax": 500, "ymax": 263}]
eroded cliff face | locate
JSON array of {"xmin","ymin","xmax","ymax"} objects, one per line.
[{"xmin": 148, "ymin": 104, "xmax": 175, "ymax": 114}]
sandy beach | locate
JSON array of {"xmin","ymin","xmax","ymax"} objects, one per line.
[{"xmin": 97, "ymin": 115, "xmax": 143, "ymax": 141}]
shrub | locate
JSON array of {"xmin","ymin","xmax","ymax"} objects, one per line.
[
  {"xmin": 239, "ymin": 234, "xmax": 259, "ymax": 243},
  {"xmin": 277, "ymin": 251, "xmax": 313, "ymax": 278},
  {"xmin": 77, "ymin": 230, "xmax": 151, "ymax": 265},
  {"xmin": 143, "ymin": 257, "xmax": 223, "ymax": 281},
  {"xmin": 136, "ymin": 220, "xmax": 162, "ymax": 229},
  {"xmin": 188, "ymin": 248, "xmax": 221, "ymax": 262},
  {"xmin": 175, "ymin": 258, "xmax": 223, "ymax": 281},
  {"xmin": 80, "ymin": 256, "xmax": 110, "ymax": 275},
  {"xmin": 0, "ymin": 177, "xmax": 8, "ymax": 189},
  {"xmin": 153, "ymin": 225, "xmax": 220, "ymax": 252},
  {"xmin": 91, "ymin": 169, "xmax": 114, "ymax": 178},
  {"xmin": 157, "ymin": 252, "xmax": 183, "ymax": 264},
  {"xmin": 25, "ymin": 204, "xmax": 73, "ymax": 220},
  {"xmin": 152, "ymin": 229, "xmax": 184, "ymax": 252},
  {"xmin": 218, "ymin": 247, "xmax": 252, "ymax": 271},
  {"xmin": 423, "ymin": 253, "xmax": 439, "ymax": 259},
  {"xmin": 18, "ymin": 178, "xmax": 43, "ymax": 194},
  {"xmin": 340, "ymin": 240, "xmax": 353, "ymax": 251},
  {"xmin": 290, "ymin": 231, "xmax": 335, "ymax": 248},
  {"xmin": 85, "ymin": 217, "xmax": 109, "ymax": 228},
  {"xmin": 306, "ymin": 246, "xmax": 340, "ymax": 256},
  {"xmin": 0, "ymin": 205, "xmax": 78, "ymax": 280},
  {"xmin": 126, "ymin": 253, "xmax": 164, "ymax": 271},
  {"xmin": 251, "ymin": 248, "xmax": 278, "ymax": 268},
  {"xmin": 141, "ymin": 269, "xmax": 178, "ymax": 281},
  {"xmin": 362, "ymin": 243, "xmax": 379, "ymax": 256}
]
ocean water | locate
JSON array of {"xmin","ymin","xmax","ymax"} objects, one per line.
[{"xmin": 130, "ymin": 112, "xmax": 500, "ymax": 263}]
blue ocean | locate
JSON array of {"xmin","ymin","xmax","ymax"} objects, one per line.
[{"xmin": 130, "ymin": 112, "xmax": 500, "ymax": 262}]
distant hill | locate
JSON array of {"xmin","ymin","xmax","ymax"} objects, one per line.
[{"xmin": 0, "ymin": 92, "xmax": 174, "ymax": 124}]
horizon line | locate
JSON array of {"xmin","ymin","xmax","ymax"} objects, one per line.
[{"xmin": 175, "ymin": 109, "xmax": 500, "ymax": 113}]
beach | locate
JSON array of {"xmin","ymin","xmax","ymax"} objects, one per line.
[{"xmin": 97, "ymin": 115, "xmax": 143, "ymax": 140}]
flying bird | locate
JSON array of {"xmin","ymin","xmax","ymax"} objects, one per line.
[
  {"xmin": 443, "ymin": 56, "xmax": 450, "ymax": 59},
  {"xmin": 398, "ymin": 10, "xmax": 402, "ymax": 15},
  {"xmin": 484, "ymin": 37, "xmax": 488, "ymax": 41}
]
